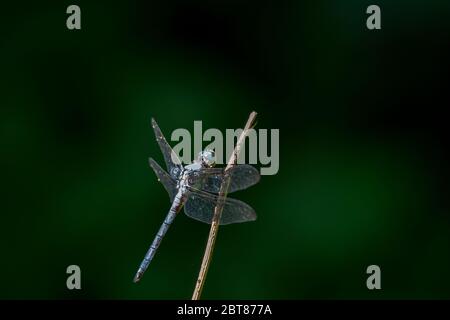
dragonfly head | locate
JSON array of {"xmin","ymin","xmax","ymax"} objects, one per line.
[{"xmin": 198, "ymin": 149, "xmax": 215, "ymax": 167}]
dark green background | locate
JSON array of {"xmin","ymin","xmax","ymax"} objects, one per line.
[{"xmin": 1, "ymin": 1, "xmax": 450, "ymax": 299}]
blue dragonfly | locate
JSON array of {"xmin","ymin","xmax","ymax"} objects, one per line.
[{"xmin": 133, "ymin": 118, "xmax": 260, "ymax": 283}]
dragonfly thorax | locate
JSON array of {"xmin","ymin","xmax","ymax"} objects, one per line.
[{"xmin": 170, "ymin": 166, "xmax": 182, "ymax": 179}]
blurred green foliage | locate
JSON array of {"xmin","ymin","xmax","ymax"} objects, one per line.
[{"xmin": 1, "ymin": 1, "xmax": 450, "ymax": 299}]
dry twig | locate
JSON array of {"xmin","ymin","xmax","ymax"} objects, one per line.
[{"xmin": 191, "ymin": 111, "xmax": 258, "ymax": 300}]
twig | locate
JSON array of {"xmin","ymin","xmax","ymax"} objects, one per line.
[{"xmin": 191, "ymin": 111, "xmax": 258, "ymax": 300}]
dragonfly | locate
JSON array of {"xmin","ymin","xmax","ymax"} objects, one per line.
[{"xmin": 133, "ymin": 118, "xmax": 260, "ymax": 283}]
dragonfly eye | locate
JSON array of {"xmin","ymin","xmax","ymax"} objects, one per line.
[{"xmin": 200, "ymin": 149, "xmax": 215, "ymax": 167}]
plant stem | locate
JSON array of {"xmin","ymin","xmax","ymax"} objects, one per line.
[{"xmin": 191, "ymin": 111, "xmax": 258, "ymax": 300}]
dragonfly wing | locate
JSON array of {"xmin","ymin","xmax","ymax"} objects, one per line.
[
  {"xmin": 199, "ymin": 165, "xmax": 260, "ymax": 193},
  {"xmin": 184, "ymin": 187, "xmax": 257, "ymax": 225},
  {"xmin": 148, "ymin": 157, "xmax": 178, "ymax": 201},
  {"xmin": 151, "ymin": 118, "xmax": 183, "ymax": 179}
]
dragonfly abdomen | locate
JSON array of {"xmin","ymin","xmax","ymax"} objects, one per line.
[{"xmin": 133, "ymin": 193, "xmax": 185, "ymax": 283}]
